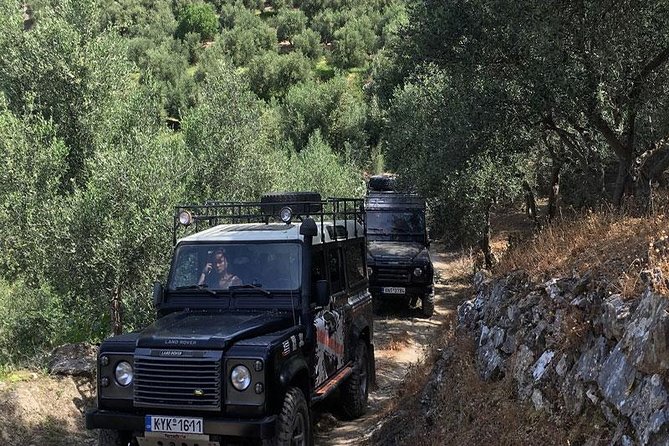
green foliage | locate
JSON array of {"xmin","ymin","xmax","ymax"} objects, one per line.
[
  {"xmin": 0, "ymin": 1, "xmax": 134, "ymax": 189},
  {"xmin": 274, "ymin": 7, "xmax": 307, "ymax": 43},
  {"xmin": 219, "ymin": 11, "xmax": 278, "ymax": 66},
  {"xmin": 0, "ymin": 0, "xmax": 396, "ymax": 362},
  {"xmin": 332, "ymin": 15, "xmax": 376, "ymax": 68},
  {"xmin": 183, "ymin": 61, "xmax": 282, "ymax": 200},
  {"xmin": 383, "ymin": 64, "xmax": 534, "ymax": 240},
  {"xmin": 275, "ymin": 130, "xmax": 364, "ymax": 197},
  {"xmin": 45, "ymin": 88, "xmax": 189, "ymax": 339},
  {"xmin": 310, "ymin": 8, "xmax": 341, "ymax": 43},
  {"xmin": 175, "ymin": 1, "xmax": 218, "ymax": 41},
  {"xmin": 99, "ymin": 0, "xmax": 176, "ymax": 39},
  {"xmin": 0, "ymin": 102, "xmax": 69, "ymax": 280},
  {"xmin": 292, "ymin": 28, "xmax": 322, "ymax": 59},
  {"xmin": 282, "ymin": 75, "xmax": 369, "ymax": 162},
  {"xmin": 136, "ymin": 38, "xmax": 195, "ymax": 119},
  {"xmin": 247, "ymin": 51, "xmax": 313, "ymax": 100},
  {"xmin": 0, "ymin": 280, "xmax": 65, "ymax": 365}
]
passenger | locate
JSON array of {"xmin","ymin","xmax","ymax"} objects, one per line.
[{"xmin": 198, "ymin": 249, "xmax": 242, "ymax": 289}]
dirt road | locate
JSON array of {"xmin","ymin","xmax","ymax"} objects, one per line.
[{"xmin": 313, "ymin": 247, "xmax": 469, "ymax": 445}]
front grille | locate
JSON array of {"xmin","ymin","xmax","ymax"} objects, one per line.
[
  {"xmin": 134, "ymin": 351, "xmax": 222, "ymax": 411},
  {"xmin": 375, "ymin": 266, "xmax": 411, "ymax": 283}
]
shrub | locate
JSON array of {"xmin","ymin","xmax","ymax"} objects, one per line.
[
  {"xmin": 274, "ymin": 8, "xmax": 307, "ymax": 43},
  {"xmin": 175, "ymin": 2, "xmax": 219, "ymax": 42},
  {"xmin": 0, "ymin": 280, "xmax": 65, "ymax": 366},
  {"xmin": 292, "ymin": 28, "xmax": 322, "ymax": 59}
]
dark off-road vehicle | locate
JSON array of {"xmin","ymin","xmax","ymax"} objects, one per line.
[
  {"xmin": 365, "ymin": 176, "xmax": 435, "ymax": 317},
  {"xmin": 86, "ymin": 193, "xmax": 375, "ymax": 446}
]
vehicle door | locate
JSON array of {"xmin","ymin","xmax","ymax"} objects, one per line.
[{"xmin": 313, "ymin": 245, "xmax": 346, "ymax": 387}]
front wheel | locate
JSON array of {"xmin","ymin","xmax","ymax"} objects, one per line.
[
  {"xmin": 98, "ymin": 429, "xmax": 131, "ymax": 446},
  {"xmin": 340, "ymin": 340, "xmax": 370, "ymax": 419},
  {"xmin": 266, "ymin": 387, "xmax": 311, "ymax": 446},
  {"xmin": 421, "ymin": 292, "xmax": 435, "ymax": 317}
]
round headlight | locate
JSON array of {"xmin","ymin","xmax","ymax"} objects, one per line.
[
  {"xmin": 231, "ymin": 365, "xmax": 252, "ymax": 391},
  {"xmin": 279, "ymin": 207, "xmax": 293, "ymax": 223},
  {"xmin": 114, "ymin": 361, "xmax": 133, "ymax": 387},
  {"xmin": 178, "ymin": 210, "xmax": 193, "ymax": 226},
  {"xmin": 413, "ymin": 267, "xmax": 423, "ymax": 277}
]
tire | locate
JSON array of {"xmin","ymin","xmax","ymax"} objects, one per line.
[
  {"xmin": 260, "ymin": 192, "xmax": 323, "ymax": 218},
  {"xmin": 367, "ymin": 175, "xmax": 397, "ymax": 192},
  {"xmin": 267, "ymin": 387, "xmax": 311, "ymax": 446},
  {"xmin": 340, "ymin": 341, "xmax": 370, "ymax": 419},
  {"xmin": 421, "ymin": 292, "xmax": 435, "ymax": 318},
  {"xmin": 98, "ymin": 429, "xmax": 130, "ymax": 446}
]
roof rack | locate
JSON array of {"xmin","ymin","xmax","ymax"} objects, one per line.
[{"xmin": 173, "ymin": 197, "xmax": 365, "ymax": 246}]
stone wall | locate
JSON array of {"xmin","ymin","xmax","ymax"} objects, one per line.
[{"xmin": 458, "ymin": 270, "xmax": 669, "ymax": 445}]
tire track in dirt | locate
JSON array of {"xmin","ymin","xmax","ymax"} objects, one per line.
[{"xmin": 313, "ymin": 247, "xmax": 470, "ymax": 445}]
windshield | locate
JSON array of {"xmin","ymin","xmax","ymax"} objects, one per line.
[
  {"xmin": 168, "ymin": 243, "xmax": 301, "ymax": 291},
  {"xmin": 366, "ymin": 211, "xmax": 426, "ymax": 236}
]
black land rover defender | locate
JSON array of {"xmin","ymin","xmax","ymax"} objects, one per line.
[
  {"xmin": 364, "ymin": 176, "xmax": 435, "ymax": 317},
  {"xmin": 86, "ymin": 193, "xmax": 375, "ymax": 446}
]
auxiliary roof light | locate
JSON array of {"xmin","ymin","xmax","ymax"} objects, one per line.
[
  {"xmin": 279, "ymin": 206, "xmax": 293, "ymax": 223},
  {"xmin": 178, "ymin": 210, "xmax": 193, "ymax": 226}
]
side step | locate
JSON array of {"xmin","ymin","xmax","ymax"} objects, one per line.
[{"xmin": 312, "ymin": 363, "xmax": 353, "ymax": 403}]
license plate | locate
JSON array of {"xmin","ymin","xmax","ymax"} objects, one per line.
[
  {"xmin": 382, "ymin": 287, "xmax": 406, "ymax": 294},
  {"xmin": 145, "ymin": 416, "xmax": 203, "ymax": 434}
]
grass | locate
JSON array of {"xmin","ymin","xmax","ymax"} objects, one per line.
[
  {"xmin": 495, "ymin": 209, "xmax": 669, "ymax": 298},
  {"xmin": 314, "ymin": 56, "xmax": 335, "ymax": 80}
]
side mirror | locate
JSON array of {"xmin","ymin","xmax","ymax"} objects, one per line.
[
  {"xmin": 152, "ymin": 282, "xmax": 164, "ymax": 308},
  {"xmin": 314, "ymin": 279, "xmax": 330, "ymax": 307}
]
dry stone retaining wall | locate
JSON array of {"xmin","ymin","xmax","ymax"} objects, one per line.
[{"xmin": 458, "ymin": 270, "xmax": 669, "ymax": 445}]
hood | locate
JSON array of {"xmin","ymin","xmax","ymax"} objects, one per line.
[
  {"xmin": 137, "ymin": 311, "xmax": 293, "ymax": 349},
  {"xmin": 367, "ymin": 241, "xmax": 430, "ymax": 263}
]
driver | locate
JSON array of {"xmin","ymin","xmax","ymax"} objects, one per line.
[{"xmin": 198, "ymin": 249, "xmax": 242, "ymax": 289}]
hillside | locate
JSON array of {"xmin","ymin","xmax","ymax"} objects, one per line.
[{"xmin": 372, "ymin": 206, "xmax": 669, "ymax": 445}]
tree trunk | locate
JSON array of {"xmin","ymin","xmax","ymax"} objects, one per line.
[
  {"xmin": 479, "ymin": 204, "xmax": 496, "ymax": 269},
  {"xmin": 522, "ymin": 181, "xmax": 541, "ymax": 229},
  {"xmin": 612, "ymin": 156, "xmax": 633, "ymax": 207},
  {"xmin": 111, "ymin": 285, "xmax": 123, "ymax": 336},
  {"xmin": 547, "ymin": 162, "xmax": 562, "ymax": 223}
]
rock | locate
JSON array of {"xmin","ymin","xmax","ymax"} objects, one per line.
[
  {"xmin": 597, "ymin": 343, "xmax": 637, "ymax": 412},
  {"xmin": 532, "ymin": 350, "xmax": 555, "ymax": 381},
  {"xmin": 573, "ymin": 271, "xmax": 592, "ymax": 295},
  {"xmin": 601, "ymin": 293, "xmax": 634, "ymax": 341},
  {"xmin": 473, "ymin": 270, "xmax": 491, "ymax": 291},
  {"xmin": 477, "ymin": 340, "xmax": 504, "ymax": 381},
  {"xmin": 48, "ymin": 342, "xmax": 97, "ymax": 377},
  {"xmin": 556, "ymin": 353, "xmax": 569, "ymax": 377},
  {"xmin": 513, "ymin": 344, "xmax": 535, "ymax": 399},
  {"xmin": 562, "ymin": 376, "xmax": 585, "ymax": 415},
  {"xmin": 574, "ymin": 336, "xmax": 609, "ymax": 382},
  {"xmin": 619, "ymin": 374, "xmax": 668, "ymax": 445},
  {"xmin": 457, "ymin": 298, "xmax": 478, "ymax": 328},
  {"xmin": 501, "ymin": 331, "xmax": 517, "ymax": 354},
  {"xmin": 531, "ymin": 388, "xmax": 546, "ymax": 411},
  {"xmin": 620, "ymin": 290, "xmax": 669, "ymax": 375}
]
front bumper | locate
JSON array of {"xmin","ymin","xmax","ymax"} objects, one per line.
[{"xmin": 86, "ymin": 409, "xmax": 276, "ymax": 439}]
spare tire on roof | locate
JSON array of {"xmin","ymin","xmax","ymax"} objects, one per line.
[
  {"xmin": 367, "ymin": 175, "xmax": 397, "ymax": 191},
  {"xmin": 260, "ymin": 192, "xmax": 323, "ymax": 218}
]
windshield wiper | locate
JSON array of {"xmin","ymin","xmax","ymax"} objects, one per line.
[
  {"xmin": 228, "ymin": 283, "xmax": 272, "ymax": 296},
  {"xmin": 174, "ymin": 284, "xmax": 219, "ymax": 296}
]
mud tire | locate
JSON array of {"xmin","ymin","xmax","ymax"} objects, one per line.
[
  {"xmin": 340, "ymin": 340, "xmax": 370, "ymax": 419},
  {"xmin": 421, "ymin": 292, "xmax": 435, "ymax": 317},
  {"xmin": 265, "ymin": 387, "xmax": 311, "ymax": 446},
  {"xmin": 98, "ymin": 429, "xmax": 130, "ymax": 446}
]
